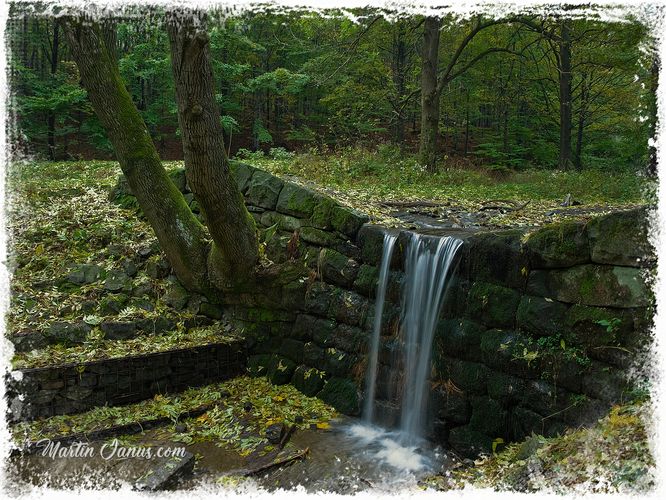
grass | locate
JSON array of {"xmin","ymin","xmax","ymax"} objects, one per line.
[
  {"xmin": 424, "ymin": 400, "xmax": 654, "ymax": 494},
  {"xmin": 236, "ymin": 145, "xmax": 654, "ymax": 227}
]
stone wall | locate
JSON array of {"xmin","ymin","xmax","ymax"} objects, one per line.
[
  {"xmin": 221, "ymin": 165, "xmax": 654, "ymax": 456},
  {"xmin": 8, "ymin": 340, "xmax": 245, "ymax": 421},
  {"xmin": 111, "ymin": 163, "xmax": 656, "ymax": 456}
]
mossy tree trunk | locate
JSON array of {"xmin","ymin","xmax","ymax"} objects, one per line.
[
  {"xmin": 419, "ymin": 16, "xmax": 441, "ymax": 172},
  {"xmin": 166, "ymin": 10, "xmax": 259, "ymax": 288},
  {"xmin": 62, "ymin": 18, "xmax": 211, "ymax": 293}
]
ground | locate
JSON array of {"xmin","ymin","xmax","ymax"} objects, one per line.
[{"xmin": 3, "ymin": 151, "xmax": 656, "ymax": 492}]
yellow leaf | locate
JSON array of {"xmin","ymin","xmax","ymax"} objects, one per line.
[
  {"xmin": 316, "ymin": 422, "xmax": 330, "ymax": 429},
  {"xmin": 35, "ymin": 243, "xmax": 44, "ymax": 255}
]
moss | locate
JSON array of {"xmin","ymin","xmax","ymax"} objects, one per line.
[
  {"xmin": 467, "ymin": 281, "xmax": 521, "ymax": 328},
  {"xmin": 317, "ymin": 377, "xmax": 359, "ymax": 415},
  {"xmin": 524, "ymin": 221, "xmax": 589, "ymax": 268}
]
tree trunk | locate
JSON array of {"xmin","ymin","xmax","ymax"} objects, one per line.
[
  {"xmin": 391, "ymin": 20, "xmax": 407, "ymax": 145},
  {"xmin": 419, "ymin": 16, "xmax": 441, "ymax": 171},
  {"xmin": 47, "ymin": 20, "xmax": 59, "ymax": 160},
  {"xmin": 574, "ymin": 72, "xmax": 588, "ymax": 170},
  {"xmin": 62, "ymin": 18, "xmax": 211, "ymax": 293},
  {"xmin": 647, "ymin": 55, "xmax": 659, "ymax": 178},
  {"xmin": 167, "ymin": 11, "xmax": 259, "ymax": 288},
  {"xmin": 558, "ymin": 19, "xmax": 573, "ymax": 170}
]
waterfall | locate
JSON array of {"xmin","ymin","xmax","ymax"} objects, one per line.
[
  {"xmin": 398, "ymin": 233, "xmax": 463, "ymax": 440},
  {"xmin": 363, "ymin": 231, "xmax": 462, "ymax": 442},
  {"xmin": 363, "ymin": 233, "xmax": 397, "ymax": 423}
]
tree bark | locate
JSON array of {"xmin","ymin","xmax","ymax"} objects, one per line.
[
  {"xmin": 558, "ymin": 19, "xmax": 573, "ymax": 170},
  {"xmin": 167, "ymin": 10, "xmax": 259, "ymax": 288},
  {"xmin": 62, "ymin": 18, "xmax": 211, "ymax": 293},
  {"xmin": 574, "ymin": 72, "xmax": 588, "ymax": 170},
  {"xmin": 419, "ymin": 16, "xmax": 441, "ymax": 171},
  {"xmin": 47, "ymin": 19, "xmax": 59, "ymax": 160},
  {"xmin": 647, "ymin": 55, "xmax": 659, "ymax": 178}
]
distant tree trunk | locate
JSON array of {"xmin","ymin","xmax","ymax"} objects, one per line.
[
  {"xmin": 558, "ymin": 19, "xmax": 573, "ymax": 170},
  {"xmin": 47, "ymin": 20, "xmax": 59, "ymax": 160},
  {"xmin": 63, "ymin": 18, "xmax": 211, "ymax": 293},
  {"xmin": 167, "ymin": 10, "xmax": 259, "ymax": 288},
  {"xmin": 647, "ymin": 55, "xmax": 659, "ymax": 178},
  {"xmin": 464, "ymin": 89, "xmax": 470, "ymax": 155},
  {"xmin": 574, "ymin": 72, "xmax": 588, "ymax": 170},
  {"xmin": 391, "ymin": 20, "xmax": 408, "ymax": 145},
  {"xmin": 419, "ymin": 16, "xmax": 441, "ymax": 171}
]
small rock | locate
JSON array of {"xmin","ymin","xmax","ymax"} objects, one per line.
[
  {"xmin": 244, "ymin": 402, "xmax": 253, "ymax": 412},
  {"xmin": 66, "ymin": 264, "xmax": 102, "ymax": 285},
  {"xmin": 132, "ymin": 283, "xmax": 154, "ymax": 298},
  {"xmin": 101, "ymin": 321, "xmax": 137, "ymax": 340},
  {"xmin": 220, "ymin": 390, "xmax": 231, "ymax": 398},
  {"xmin": 174, "ymin": 423, "xmax": 187, "ymax": 433},
  {"xmin": 162, "ymin": 282, "xmax": 190, "ymax": 311},
  {"xmin": 295, "ymin": 415, "xmax": 304, "ymax": 424},
  {"xmin": 104, "ymin": 270, "xmax": 132, "ymax": 292},
  {"xmin": 130, "ymin": 297, "xmax": 155, "ymax": 312},
  {"xmin": 199, "ymin": 302, "xmax": 223, "ymax": 320},
  {"xmin": 120, "ymin": 258, "xmax": 138, "ymax": 277},
  {"xmin": 99, "ymin": 294, "xmax": 128, "ymax": 315},
  {"xmin": 46, "ymin": 321, "xmax": 91, "ymax": 345},
  {"xmin": 266, "ymin": 423, "xmax": 285, "ymax": 444},
  {"xmin": 81, "ymin": 300, "xmax": 97, "ymax": 313},
  {"xmin": 145, "ymin": 257, "xmax": 171, "ymax": 279},
  {"xmin": 134, "ymin": 452, "xmax": 195, "ymax": 491}
]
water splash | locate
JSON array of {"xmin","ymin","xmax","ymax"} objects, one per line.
[{"xmin": 363, "ymin": 232, "xmax": 397, "ymax": 423}]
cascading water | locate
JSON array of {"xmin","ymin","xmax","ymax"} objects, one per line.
[
  {"xmin": 351, "ymin": 231, "xmax": 462, "ymax": 473},
  {"xmin": 398, "ymin": 233, "xmax": 463, "ymax": 441},
  {"xmin": 363, "ymin": 233, "xmax": 397, "ymax": 423}
]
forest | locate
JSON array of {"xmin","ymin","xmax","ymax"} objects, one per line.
[
  {"xmin": 3, "ymin": 3, "xmax": 658, "ymax": 495},
  {"xmin": 9, "ymin": 6, "xmax": 657, "ymax": 175}
]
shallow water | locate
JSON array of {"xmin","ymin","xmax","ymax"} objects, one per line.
[{"xmin": 7, "ymin": 418, "xmax": 451, "ymax": 494}]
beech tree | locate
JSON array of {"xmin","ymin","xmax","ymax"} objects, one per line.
[
  {"xmin": 418, "ymin": 16, "xmax": 518, "ymax": 171},
  {"xmin": 62, "ymin": 12, "xmax": 258, "ymax": 293}
]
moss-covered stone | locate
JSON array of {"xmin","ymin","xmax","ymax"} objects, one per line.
[
  {"xmin": 487, "ymin": 371, "xmax": 525, "ymax": 405},
  {"xmin": 46, "ymin": 321, "xmax": 91, "ymax": 345},
  {"xmin": 581, "ymin": 362, "xmax": 629, "ymax": 403},
  {"xmin": 524, "ymin": 221, "xmax": 590, "ymax": 268},
  {"xmin": 291, "ymin": 365, "xmax": 327, "ymax": 396},
  {"xmin": 267, "ymin": 355, "xmax": 297, "ymax": 385},
  {"xmin": 305, "ymin": 282, "xmax": 339, "ymax": 316},
  {"xmin": 319, "ymin": 248, "xmax": 359, "ymax": 287},
  {"xmin": 303, "ymin": 341, "xmax": 324, "ymax": 366},
  {"xmin": 322, "ymin": 347, "xmax": 356, "ymax": 376},
  {"xmin": 436, "ymin": 319, "xmax": 485, "ymax": 359},
  {"xmin": 331, "ymin": 206, "xmax": 369, "ymax": 238},
  {"xmin": 278, "ymin": 339, "xmax": 305, "ymax": 364},
  {"xmin": 245, "ymin": 170, "xmax": 284, "ymax": 209},
  {"xmin": 247, "ymin": 354, "xmax": 272, "ymax": 377},
  {"xmin": 516, "ymin": 295, "xmax": 569, "ymax": 337},
  {"xmin": 260, "ymin": 211, "xmax": 302, "ymax": 232},
  {"xmin": 276, "ymin": 183, "xmax": 318, "ymax": 218},
  {"xmin": 565, "ymin": 304, "xmax": 632, "ymax": 348},
  {"xmin": 317, "ymin": 377, "xmax": 359, "ymax": 415},
  {"xmin": 299, "ymin": 226, "xmax": 338, "ymax": 247},
  {"xmin": 332, "ymin": 324, "xmax": 366, "ymax": 353},
  {"xmin": 358, "ymin": 224, "xmax": 389, "ymax": 265},
  {"xmin": 466, "ymin": 282, "xmax": 520, "ymax": 328},
  {"xmin": 309, "ymin": 196, "xmax": 337, "ymax": 230},
  {"xmin": 353, "ymin": 264, "xmax": 379, "ymax": 296},
  {"xmin": 448, "ymin": 425, "xmax": 493, "ymax": 458},
  {"xmin": 527, "ymin": 265, "xmax": 651, "ymax": 308},
  {"xmin": 587, "ymin": 207, "xmax": 654, "ymax": 267},
  {"xmin": 438, "ymin": 357, "xmax": 490, "ymax": 395},
  {"xmin": 311, "ymin": 317, "xmax": 337, "ymax": 347},
  {"xmin": 469, "ymin": 396, "xmax": 508, "ymax": 437},
  {"xmin": 329, "ymin": 289, "xmax": 368, "ymax": 327},
  {"xmin": 229, "ymin": 160, "xmax": 257, "ymax": 194},
  {"xmin": 466, "ymin": 230, "xmax": 530, "ymax": 289}
]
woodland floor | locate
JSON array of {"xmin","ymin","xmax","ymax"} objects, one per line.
[{"xmin": 3, "ymin": 153, "xmax": 656, "ymax": 493}]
